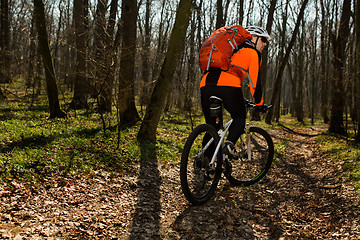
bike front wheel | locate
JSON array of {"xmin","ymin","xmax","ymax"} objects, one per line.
[
  {"xmin": 180, "ymin": 124, "xmax": 222, "ymax": 205},
  {"xmin": 224, "ymin": 126, "xmax": 274, "ymax": 186}
]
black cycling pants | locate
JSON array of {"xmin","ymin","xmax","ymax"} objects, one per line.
[{"xmin": 201, "ymin": 85, "xmax": 246, "ymax": 144}]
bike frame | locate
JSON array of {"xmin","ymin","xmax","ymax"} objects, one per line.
[
  {"xmin": 205, "ymin": 119, "xmax": 252, "ymax": 167},
  {"xmin": 209, "ymin": 119, "xmax": 232, "ymax": 166}
]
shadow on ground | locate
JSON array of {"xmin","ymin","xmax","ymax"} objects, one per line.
[{"xmin": 129, "ymin": 141, "xmax": 162, "ymax": 239}]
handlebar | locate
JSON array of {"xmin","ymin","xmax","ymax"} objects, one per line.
[{"xmin": 244, "ymin": 99, "xmax": 272, "ymax": 113}]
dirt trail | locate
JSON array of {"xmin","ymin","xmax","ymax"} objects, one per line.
[{"xmin": 1, "ymin": 126, "xmax": 359, "ymax": 239}]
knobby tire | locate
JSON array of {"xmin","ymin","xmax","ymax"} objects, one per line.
[
  {"xmin": 224, "ymin": 126, "xmax": 274, "ymax": 186},
  {"xmin": 180, "ymin": 124, "xmax": 222, "ymax": 205}
]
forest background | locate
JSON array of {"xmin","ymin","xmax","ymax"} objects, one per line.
[
  {"xmin": 0, "ymin": 0, "xmax": 360, "ymax": 181},
  {"xmin": 1, "ymin": 1, "xmax": 360, "ymax": 238}
]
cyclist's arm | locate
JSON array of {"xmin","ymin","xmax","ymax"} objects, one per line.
[
  {"xmin": 231, "ymin": 48, "xmax": 264, "ymax": 106},
  {"xmin": 248, "ymin": 50, "xmax": 264, "ymax": 106}
]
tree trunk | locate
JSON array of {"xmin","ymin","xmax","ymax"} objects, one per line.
[
  {"xmin": 252, "ymin": 0, "xmax": 277, "ymax": 121},
  {"xmin": 356, "ymin": 0, "xmax": 360, "ymax": 142},
  {"xmin": 140, "ymin": 0, "xmax": 152, "ymax": 110},
  {"xmin": 183, "ymin": 11, "xmax": 197, "ymax": 129},
  {"xmin": 278, "ymin": 0, "xmax": 289, "ymax": 114},
  {"xmin": 62, "ymin": 0, "xmax": 73, "ymax": 88},
  {"xmin": 137, "ymin": 0, "xmax": 192, "ymax": 141},
  {"xmin": 238, "ymin": 0, "xmax": 244, "ymax": 25},
  {"xmin": 311, "ymin": 7, "xmax": 318, "ymax": 125},
  {"xmin": 216, "ymin": 0, "xmax": 224, "ymax": 28},
  {"xmin": 245, "ymin": 0, "xmax": 254, "ymax": 26},
  {"xmin": 52, "ymin": 0, "xmax": 63, "ymax": 77},
  {"xmin": 329, "ymin": 0, "xmax": 351, "ymax": 135},
  {"xmin": 118, "ymin": 0, "xmax": 140, "ymax": 127},
  {"xmin": 33, "ymin": 0, "xmax": 67, "ymax": 118},
  {"xmin": 294, "ymin": 21, "xmax": 305, "ymax": 123},
  {"xmin": 223, "ymin": 0, "xmax": 230, "ymax": 24},
  {"xmin": 196, "ymin": 0, "xmax": 203, "ymax": 48},
  {"xmin": 94, "ymin": 0, "xmax": 117, "ymax": 113},
  {"xmin": 27, "ymin": 15, "xmax": 36, "ymax": 90},
  {"xmin": 93, "ymin": 0, "xmax": 115, "ymax": 113},
  {"xmin": 0, "ymin": 0, "xmax": 10, "ymax": 83},
  {"xmin": 320, "ymin": 0, "xmax": 329, "ymax": 123},
  {"xmin": 265, "ymin": 0, "xmax": 309, "ymax": 124},
  {"xmin": 93, "ymin": 0, "xmax": 108, "ymax": 91},
  {"xmin": 260, "ymin": 0, "xmax": 277, "ymax": 98},
  {"xmin": 71, "ymin": 0, "xmax": 89, "ymax": 109}
]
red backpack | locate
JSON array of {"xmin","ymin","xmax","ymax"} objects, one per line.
[{"xmin": 198, "ymin": 25, "xmax": 251, "ymax": 72}]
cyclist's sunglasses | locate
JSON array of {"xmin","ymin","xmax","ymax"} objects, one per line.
[{"xmin": 260, "ymin": 37, "xmax": 268, "ymax": 44}]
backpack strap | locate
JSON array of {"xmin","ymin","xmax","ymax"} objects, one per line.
[
  {"xmin": 230, "ymin": 41, "xmax": 262, "ymax": 90},
  {"xmin": 232, "ymin": 65, "xmax": 255, "ymax": 89}
]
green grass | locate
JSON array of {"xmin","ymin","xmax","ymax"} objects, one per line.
[
  {"xmin": 1, "ymin": 83, "xmax": 360, "ymax": 192},
  {"xmin": 273, "ymin": 117, "xmax": 360, "ymax": 190},
  {"xmin": 0, "ymin": 96, "xmax": 191, "ymax": 185},
  {"xmin": 316, "ymin": 133, "xmax": 360, "ymax": 189},
  {"xmin": 274, "ymin": 137, "xmax": 290, "ymax": 161}
]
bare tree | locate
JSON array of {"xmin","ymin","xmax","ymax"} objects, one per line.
[
  {"xmin": 355, "ymin": 0, "xmax": 360, "ymax": 141},
  {"xmin": 265, "ymin": 0, "xmax": 309, "ymax": 124},
  {"xmin": 33, "ymin": 0, "xmax": 67, "ymax": 118},
  {"xmin": 0, "ymin": 0, "xmax": 358, "ymax": 134},
  {"xmin": 238, "ymin": 0, "xmax": 244, "ymax": 25},
  {"xmin": 293, "ymin": 20, "xmax": 305, "ymax": 123},
  {"xmin": 260, "ymin": 0, "xmax": 277, "ymax": 96},
  {"xmin": 329, "ymin": 0, "xmax": 351, "ymax": 134},
  {"xmin": 92, "ymin": 0, "xmax": 117, "ymax": 113},
  {"xmin": 138, "ymin": 0, "xmax": 193, "ymax": 141},
  {"xmin": 98, "ymin": 0, "xmax": 118, "ymax": 113},
  {"xmin": 252, "ymin": 0, "xmax": 277, "ymax": 121},
  {"xmin": 71, "ymin": 0, "xmax": 89, "ymax": 109},
  {"xmin": 0, "ymin": 0, "xmax": 10, "ymax": 83},
  {"xmin": 216, "ymin": 0, "xmax": 224, "ymax": 28},
  {"xmin": 310, "ymin": 10, "xmax": 318, "ymax": 125},
  {"xmin": 118, "ymin": 0, "xmax": 140, "ymax": 127},
  {"xmin": 0, "ymin": 0, "xmax": 10, "ymax": 99},
  {"xmin": 182, "ymin": 10, "xmax": 198, "ymax": 129},
  {"xmin": 320, "ymin": 0, "xmax": 330, "ymax": 123},
  {"xmin": 139, "ymin": 0, "xmax": 152, "ymax": 111}
]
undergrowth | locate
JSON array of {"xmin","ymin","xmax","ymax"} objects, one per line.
[
  {"xmin": 1, "ymin": 86, "xmax": 359, "ymax": 191},
  {"xmin": 277, "ymin": 117, "xmax": 360, "ymax": 190},
  {"xmin": 316, "ymin": 133, "xmax": 360, "ymax": 189},
  {"xmin": 0, "ymin": 95, "xmax": 191, "ymax": 185}
]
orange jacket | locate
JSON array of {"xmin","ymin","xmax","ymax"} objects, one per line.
[{"xmin": 200, "ymin": 46, "xmax": 264, "ymax": 105}]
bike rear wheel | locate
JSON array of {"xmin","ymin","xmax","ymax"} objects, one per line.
[
  {"xmin": 180, "ymin": 124, "xmax": 222, "ymax": 205},
  {"xmin": 224, "ymin": 126, "xmax": 273, "ymax": 186}
]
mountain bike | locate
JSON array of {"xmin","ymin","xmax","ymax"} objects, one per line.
[{"xmin": 180, "ymin": 96, "xmax": 274, "ymax": 205}]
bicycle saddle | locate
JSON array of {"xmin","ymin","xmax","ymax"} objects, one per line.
[
  {"xmin": 209, "ymin": 96, "xmax": 223, "ymax": 104},
  {"xmin": 209, "ymin": 96, "xmax": 223, "ymax": 117}
]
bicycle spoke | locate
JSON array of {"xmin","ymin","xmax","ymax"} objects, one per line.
[
  {"xmin": 224, "ymin": 126, "xmax": 274, "ymax": 186},
  {"xmin": 180, "ymin": 124, "xmax": 222, "ymax": 205}
]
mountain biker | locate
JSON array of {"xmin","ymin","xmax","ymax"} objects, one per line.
[{"xmin": 200, "ymin": 26, "xmax": 270, "ymax": 158}]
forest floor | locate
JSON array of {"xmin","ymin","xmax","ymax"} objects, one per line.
[{"xmin": 0, "ymin": 124, "xmax": 359, "ymax": 239}]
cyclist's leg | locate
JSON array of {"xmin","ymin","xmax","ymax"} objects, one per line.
[
  {"xmin": 200, "ymin": 86, "xmax": 223, "ymax": 129},
  {"xmin": 200, "ymin": 85, "xmax": 247, "ymax": 153},
  {"xmin": 200, "ymin": 86, "xmax": 223, "ymax": 158},
  {"xmin": 220, "ymin": 87, "xmax": 246, "ymax": 144}
]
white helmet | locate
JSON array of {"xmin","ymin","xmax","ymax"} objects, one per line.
[{"xmin": 245, "ymin": 26, "xmax": 271, "ymax": 40}]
